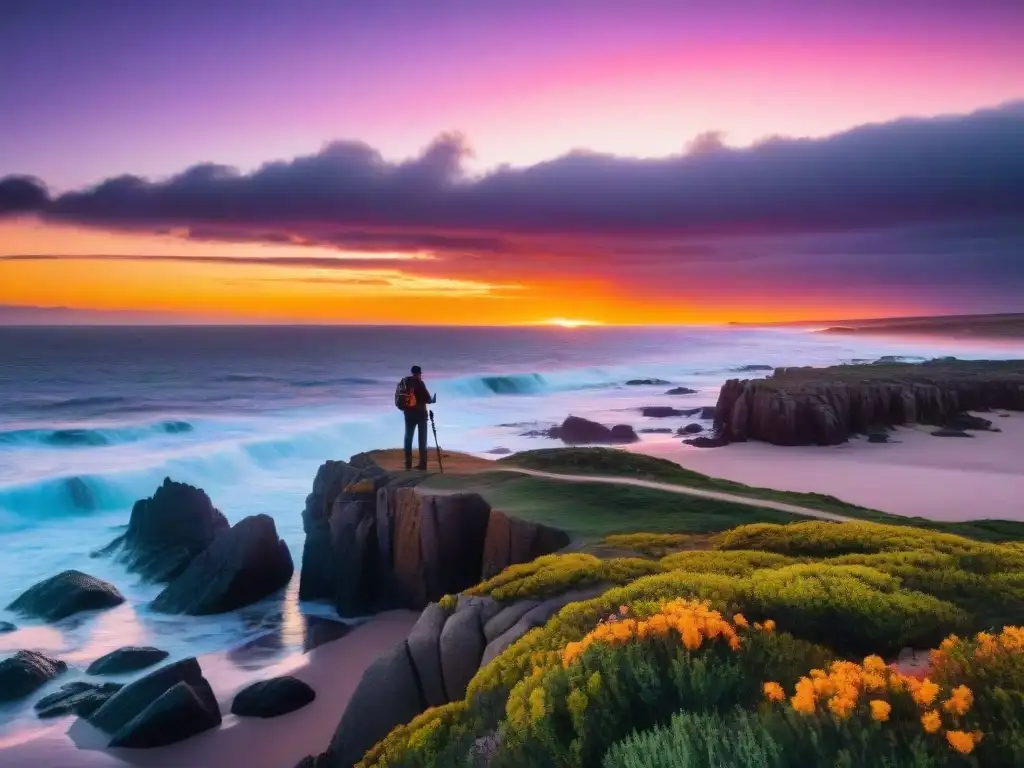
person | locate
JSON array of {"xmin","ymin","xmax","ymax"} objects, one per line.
[{"xmin": 401, "ymin": 365, "xmax": 435, "ymax": 470}]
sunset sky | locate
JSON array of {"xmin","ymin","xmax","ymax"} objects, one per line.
[{"xmin": 2, "ymin": 0, "xmax": 1023, "ymax": 325}]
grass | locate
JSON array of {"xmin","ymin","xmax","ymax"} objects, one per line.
[
  {"xmin": 421, "ymin": 470, "xmax": 805, "ymax": 541},
  {"xmin": 499, "ymin": 448, "xmax": 1024, "ymax": 542}
]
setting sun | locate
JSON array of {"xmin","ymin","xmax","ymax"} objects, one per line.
[{"xmin": 541, "ymin": 318, "xmax": 603, "ymax": 328}]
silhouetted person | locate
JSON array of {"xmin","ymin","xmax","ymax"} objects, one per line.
[{"xmin": 396, "ymin": 365, "xmax": 435, "ymax": 470}]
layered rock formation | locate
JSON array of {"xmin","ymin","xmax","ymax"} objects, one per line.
[
  {"xmin": 714, "ymin": 359, "xmax": 1024, "ymax": 446},
  {"xmin": 299, "ymin": 454, "xmax": 569, "ymax": 617}
]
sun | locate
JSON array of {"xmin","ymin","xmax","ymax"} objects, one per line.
[{"xmin": 541, "ymin": 318, "xmax": 603, "ymax": 328}]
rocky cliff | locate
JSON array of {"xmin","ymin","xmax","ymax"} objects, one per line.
[
  {"xmin": 714, "ymin": 359, "xmax": 1024, "ymax": 446},
  {"xmin": 299, "ymin": 453, "xmax": 570, "ymax": 617}
]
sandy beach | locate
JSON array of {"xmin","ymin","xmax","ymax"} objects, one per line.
[
  {"xmin": 0, "ymin": 610, "xmax": 418, "ymax": 768},
  {"xmin": 632, "ymin": 413, "xmax": 1024, "ymax": 522}
]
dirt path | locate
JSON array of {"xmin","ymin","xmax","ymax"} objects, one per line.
[{"xmin": 485, "ymin": 466, "xmax": 855, "ymax": 523}]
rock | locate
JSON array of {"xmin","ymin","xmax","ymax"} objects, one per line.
[
  {"xmin": 87, "ymin": 646, "xmax": 169, "ymax": 676},
  {"xmin": 485, "ymin": 447, "xmax": 512, "ymax": 455},
  {"xmin": 626, "ymin": 379, "xmax": 671, "ymax": 386},
  {"xmin": 639, "ymin": 428, "xmax": 674, "ymax": 434},
  {"xmin": 440, "ymin": 606, "xmax": 487, "ymax": 702},
  {"xmin": 327, "ymin": 642, "xmax": 424, "ymax": 768},
  {"xmin": 293, "ymin": 756, "xmax": 329, "ymax": 768},
  {"xmin": 7, "ymin": 570, "xmax": 125, "ymax": 623},
  {"xmin": 640, "ymin": 406, "xmax": 684, "ymax": 418},
  {"xmin": 89, "ymin": 657, "xmax": 210, "ymax": 734},
  {"xmin": 665, "ymin": 387, "xmax": 698, "ymax": 395},
  {"xmin": 679, "ymin": 423, "xmax": 704, "ymax": 434},
  {"xmin": 734, "ymin": 364, "xmax": 773, "ymax": 372},
  {"xmin": 109, "ymin": 680, "xmax": 221, "ymax": 748},
  {"xmin": 945, "ymin": 413, "xmax": 993, "ymax": 431},
  {"xmin": 699, "ymin": 406, "xmax": 717, "ymax": 420},
  {"xmin": 483, "ymin": 600, "xmax": 540, "ymax": 643},
  {"xmin": 481, "ymin": 510, "xmax": 569, "ymax": 580},
  {"xmin": 550, "ymin": 416, "xmax": 639, "ymax": 445},
  {"xmin": 867, "ymin": 431, "xmax": 890, "ymax": 444},
  {"xmin": 0, "ymin": 621, "xmax": 16, "ymax": 633},
  {"xmin": 151, "ymin": 514, "xmax": 293, "ymax": 615},
  {"xmin": 683, "ymin": 434, "xmax": 729, "ymax": 448},
  {"xmin": 326, "ymin": 496, "xmax": 379, "ymax": 616},
  {"xmin": 930, "ymin": 428, "xmax": 974, "ymax": 438},
  {"xmin": 0, "ymin": 650, "xmax": 67, "ymax": 702},
  {"xmin": 456, "ymin": 594, "xmax": 502, "ymax": 625},
  {"xmin": 481, "ymin": 584, "xmax": 609, "ymax": 667},
  {"xmin": 418, "ymin": 494, "xmax": 493, "ymax": 602},
  {"xmin": 231, "ymin": 676, "xmax": 315, "ymax": 718},
  {"xmin": 35, "ymin": 681, "xmax": 122, "ymax": 719},
  {"xmin": 100, "ymin": 478, "xmax": 230, "ymax": 582},
  {"xmin": 406, "ymin": 603, "xmax": 451, "ymax": 707},
  {"xmin": 300, "ymin": 460, "xmax": 367, "ymax": 601}
]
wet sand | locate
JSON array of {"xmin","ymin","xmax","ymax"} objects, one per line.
[
  {"xmin": 632, "ymin": 413, "xmax": 1024, "ymax": 522},
  {"xmin": 0, "ymin": 610, "xmax": 418, "ymax": 768}
]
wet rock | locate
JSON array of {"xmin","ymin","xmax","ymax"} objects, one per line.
[
  {"xmin": 89, "ymin": 657, "xmax": 210, "ymax": 734},
  {"xmin": 100, "ymin": 478, "xmax": 229, "ymax": 582},
  {"xmin": 35, "ymin": 681, "xmax": 122, "ymax": 719},
  {"xmin": 945, "ymin": 413, "xmax": 993, "ymax": 431},
  {"xmin": 440, "ymin": 606, "xmax": 487, "ymax": 700},
  {"xmin": 328, "ymin": 642, "xmax": 424, "ymax": 768},
  {"xmin": 665, "ymin": 387, "xmax": 698, "ymax": 395},
  {"xmin": 626, "ymin": 379, "xmax": 671, "ymax": 386},
  {"xmin": 699, "ymin": 406, "xmax": 717, "ymax": 420},
  {"xmin": 610, "ymin": 424, "xmax": 640, "ymax": 443},
  {"xmin": 549, "ymin": 416, "xmax": 639, "ymax": 445},
  {"xmin": 0, "ymin": 650, "xmax": 67, "ymax": 702},
  {"xmin": 87, "ymin": 646, "xmax": 169, "ymax": 676},
  {"xmin": 109, "ymin": 680, "xmax": 221, "ymax": 748},
  {"xmin": 7, "ymin": 570, "xmax": 125, "ymax": 623},
  {"xmin": 640, "ymin": 406, "xmax": 685, "ymax": 418},
  {"xmin": 930, "ymin": 428, "xmax": 974, "ymax": 438},
  {"xmin": 151, "ymin": 514, "xmax": 293, "ymax": 615},
  {"xmin": 231, "ymin": 676, "xmax": 315, "ymax": 718},
  {"xmin": 683, "ymin": 434, "xmax": 729, "ymax": 448},
  {"xmin": 734, "ymin": 364, "xmax": 773, "ymax": 372},
  {"xmin": 679, "ymin": 423, "xmax": 704, "ymax": 434},
  {"xmin": 639, "ymin": 428, "xmax": 674, "ymax": 434},
  {"xmin": 867, "ymin": 431, "xmax": 890, "ymax": 444}
]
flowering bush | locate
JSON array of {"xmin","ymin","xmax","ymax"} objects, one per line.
[
  {"xmin": 464, "ymin": 553, "xmax": 664, "ymax": 602},
  {"xmin": 602, "ymin": 532, "xmax": 694, "ymax": 556},
  {"xmin": 494, "ymin": 600, "xmax": 827, "ymax": 768},
  {"xmin": 355, "ymin": 701, "xmax": 474, "ymax": 768},
  {"xmin": 659, "ymin": 549, "xmax": 798, "ymax": 575}
]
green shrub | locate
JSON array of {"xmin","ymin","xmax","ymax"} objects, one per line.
[
  {"xmin": 745, "ymin": 563, "xmax": 967, "ymax": 656},
  {"xmin": 465, "ymin": 553, "xmax": 664, "ymax": 602},
  {"xmin": 716, "ymin": 521, "xmax": 1006, "ymax": 559},
  {"xmin": 356, "ymin": 701, "xmax": 476, "ymax": 768},
  {"xmin": 660, "ymin": 549, "xmax": 799, "ymax": 576}
]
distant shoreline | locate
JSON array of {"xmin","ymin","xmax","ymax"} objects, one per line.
[{"xmin": 733, "ymin": 312, "xmax": 1024, "ymax": 341}]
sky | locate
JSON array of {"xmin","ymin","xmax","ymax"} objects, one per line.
[{"xmin": 1, "ymin": 0, "xmax": 1023, "ymax": 325}]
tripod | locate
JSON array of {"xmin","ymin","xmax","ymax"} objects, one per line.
[{"xmin": 428, "ymin": 410, "xmax": 444, "ymax": 473}]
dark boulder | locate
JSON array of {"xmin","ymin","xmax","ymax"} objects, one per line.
[
  {"xmin": 551, "ymin": 416, "xmax": 638, "ymax": 445},
  {"xmin": 151, "ymin": 514, "xmax": 293, "ymax": 615},
  {"xmin": 639, "ymin": 428, "xmax": 674, "ymax": 434},
  {"xmin": 699, "ymin": 406, "xmax": 717, "ymax": 420},
  {"xmin": 293, "ymin": 755, "xmax": 329, "ymax": 768},
  {"xmin": 665, "ymin": 387, "xmax": 698, "ymax": 395},
  {"xmin": 230, "ymin": 676, "xmax": 315, "ymax": 718},
  {"xmin": 626, "ymin": 378, "xmax": 671, "ymax": 386},
  {"xmin": 35, "ymin": 681, "xmax": 122, "ymax": 719},
  {"xmin": 0, "ymin": 621, "xmax": 16, "ymax": 633},
  {"xmin": 326, "ymin": 496, "xmax": 379, "ymax": 616},
  {"xmin": 484, "ymin": 600, "xmax": 540, "ymax": 643},
  {"xmin": 683, "ymin": 433, "xmax": 729, "ymax": 448},
  {"xmin": 87, "ymin": 646, "xmax": 169, "ymax": 676},
  {"xmin": 867, "ymin": 431, "xmax": 890, "ymax": 444},
  {"xmin": 679, "ymin": 423, "xmax": 704, "ymax": 435},
  {"xmin": 109, "ymin": 680, "xmax": 221, "ymax": 748},
  {"xmin": 931, "ymin": 428, "xmax": 974, "ymax": 438},
  {"xmin": 735, "ymin": 364, "xmax": 773, "ymax": 372},
  {"xmin": 0, "ymin": 650, "xmax": 67, "ymax": 702},
  {"xmin": 440, "ymin": 605, "xmax": 486, "ymax": 700},
  {"xmin": 406, "ymin": 603, "xmax": 451, "ymax": 707},
  {"xmin": 640, "ymin": 406, "xmax": 684, "ymax": 418},
  {"xmin": 7, "ymin": 570, "xmax": 125, "ymax": 623},
  {"xmin": 100, "ymin": 478, "xmax": 229, "ymax": 582},
  {"xmin": 945, "ymin": 413, "xmax": 993, "ymax": 431},
  {"xmin": 89, "ymin": 657, "xmax": 210, "ymax": 734},
  {"xmin": 328, "ymin": 642, "xmax": 424, "ymax": 768}
]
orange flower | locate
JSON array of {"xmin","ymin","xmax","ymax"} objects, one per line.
[
  {"xmin": 619, "ymin": 605, "xmax": 629, "ymax": 616},
  {"xmin": 912, "ymin": 679, "xmax": 940, "ymax": 707},
  {"xmin": 763, "ymin": 682, "xmax": 785, "ymax": 702},
  {"xmin": 733, "ymin": 613, "xmax": 749, "ymax": 629},
  {"xmin": 921, "ymin": 710, "xmax": 942, "ymax": 734},
  {"xmin": 762, "ymin": 619, "xmax": 776, "ymax": 633},
  {"xmin": 827, "ymin": 694, "xmax": 856, "ymax": 719},
  {"xmin": 869, "ymin": 700, "xmax": 891, "ymax": 722},
  {"xmin": 942, "ymin": 685, "xmax": 973, "ymax": 716},
  {"xmin": 946, "ymin": 730, "xmax": 976, "ymax": 755}
]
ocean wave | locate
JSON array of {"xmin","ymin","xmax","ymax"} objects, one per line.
[
  {"xmin": 25, "ymin": 395, "xmax": 128, "ymax": 412},
  {"xmin": 291, "ymin": 377, "xmax": 381, "ymax": 388},
  {"xmin": 0, "ymin": 474, "xmax": 140, "ymax": 528},
  {"xmin": 0, "ymin": 421, "xmax": 195, "ymax": 449},
  {"xmin": 443, "ymin": 369, "xmax": 629, "ymax": 398}
]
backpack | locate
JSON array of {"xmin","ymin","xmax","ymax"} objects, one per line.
[{"xmin": 394, "ymin": 376, "xmax": 416, "ymax": 411}]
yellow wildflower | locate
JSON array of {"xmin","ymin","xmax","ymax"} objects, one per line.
[
  {"xmin": 863, "ymin": 655, "xmax": 887, "ymax": 673},
  {"xmin": 763, "ymin": 682, "xmax": 785, "ymax": 702},
  {"xmin": 869, "ymin": 700, "xmax": 891, "ymax": 722},
  {"xmin": 528, "ymin": 687, "xmax": 546, "ymax": 723},
  {"xmin": 921, "ymin": 710, "xmax": 942, "ymax": 733},
  {"xmin": 862, "ymin": 672, "xmax": 887, "ymax": 692},
  {"xmin": 586, "ymin": 672, "xmax": 602, "ymax": 697},
  {"xmin": 946, "ymin": 730, "xmax": 976, "ymax": 755}
]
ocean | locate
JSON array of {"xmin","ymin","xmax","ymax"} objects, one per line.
[{"xmin": 0, "ymin": 324, "xmax": 1019, "ymax": 733}]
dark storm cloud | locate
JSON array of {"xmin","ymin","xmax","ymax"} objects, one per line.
[
  {"xmin": 0, "ymin": 175, "xmax": 48, "ymax": 214},
  {"xmin": 3, "ymin": 103, "xmax": 1022, "ymax": 239}
]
